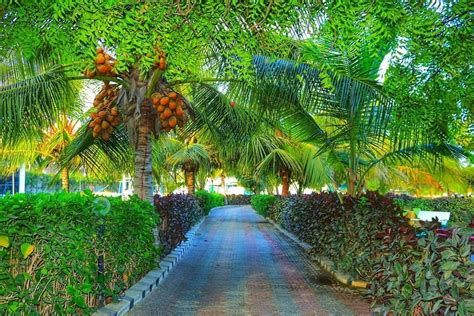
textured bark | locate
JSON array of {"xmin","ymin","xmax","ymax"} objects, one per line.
[
  {"xmin": 280, "ymin": 169, "xmax": 290, "ymax": 196},
  {"xmin": 61, "ymin": 168, "xmax": 70, "ymax": 192},
  {"xmin": 133, "ymin": 103, "xmax": 153, "ymax": 202},
  {"xmin": 185, "ymin": 170, "xmax": 195, "ymax": 195}
]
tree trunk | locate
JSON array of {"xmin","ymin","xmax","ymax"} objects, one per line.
[
  {"xmin": 185, "ymin": 170, "xmax": 195, "ymax": 195},
  {"xmin": 297, "ymin": 181, "xmax": 303, "ymax": 195},
  {"xmin": 133, "ymin": 103, "xmax": 153, "ymax": 202},
  {"xmin": 61, "ymin": 168, "xmax": 70, "ymax": 192},
  {"xmin": 280, "ymin": 169, "xmax": 290, "ymax": 196},
  {"xmin": 221, "ymin": 174, "xmax": 226, "ymax": 196},
  {"xmin": 347, "ymin": 168, "xmax": 357, "ymax": 196}
]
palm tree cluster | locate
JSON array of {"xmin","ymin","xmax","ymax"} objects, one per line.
[{"xmin": 0, "ymin": 36, "xmax": 470, "ymax": 198}]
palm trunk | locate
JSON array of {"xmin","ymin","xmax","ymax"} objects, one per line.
[
  {"xmin": 297, "ymin": 181, "xmax": 303, "ymax": 195},
  {"xmin": 185, "ymin": 170, "xmax": 195, "ymax": 195},
  {"xmin": 133, "ymin": 103, "xmax": 153, "ymax": 202},
  {"xmin": 61, "ymin": 168, "xmax": 70, "ymax": 192},
  {"xmin": 280, "ymin": 169, "xmax": 290, "ymax": 196},
  {"xmin": 220, "ymin": 174, "xmax": 226, "ymax": 196}
]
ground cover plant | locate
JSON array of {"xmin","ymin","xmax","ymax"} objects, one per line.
[
  {"xmin": 0, "ymin": 191, "xmax": 158, "ymax": 314},
  {"xmin": 266, "ymin": 192, "xmax": 473, "ymax": 315},
  {"xmin": 154, "ymin": 194, "xmax": 204, "ymax": 254}
]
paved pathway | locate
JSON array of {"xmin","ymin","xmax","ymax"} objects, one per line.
[{"xmin": 129, "ymin": 206, "xmax": 371, "ymax": 316}]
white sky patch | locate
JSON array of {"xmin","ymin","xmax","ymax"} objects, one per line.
[{"xmin": 377, "ymin": 52, "xmax": 392, "ymax": 83}]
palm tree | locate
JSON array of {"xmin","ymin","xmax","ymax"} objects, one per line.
[
  {"xmin": 152, "ymin": 135, "xmax": 212, "ymax": 195},
  {"xmin": 218, "ymin": 38, "xmax": 465, "ymax": 196}
]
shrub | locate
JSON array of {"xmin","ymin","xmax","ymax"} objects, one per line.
[
  {"xmin": 370, "ymin": 229, "xmax": 473, "ymax": 315},
  {"xmin": 393, "ymin": 196, "xmax": 474, "ymax": 226},
  {"xmin": 250, "ymin": 194, "xmax": 276, "ymax": 217},
  {"xmin": 0, "ymin": 191, "xmax": 158, "ymax": 315},
  {"xmin": 154, "ymin": 194, "xmax": 204, "ymax": 254},
  {"xmin": 226, "ymin": 194, "xmax": 251, "ymax": 205},
  {"xmin": 268, "ymin": 192, "xmax": 473, "ymax": 314},
  {"xmin": 195, "ymin": 190, "xmax": 225, "ymax": 214}
]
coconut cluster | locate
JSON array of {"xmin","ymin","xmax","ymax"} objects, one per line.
[
  {"xmin": 154, "ymin": 50, "xmax": 166, "ymax": 71},
  {"xmin": 88, "ymin": 83, "xmax": 122, "ymax": 141},
  {"xmin": 84, "ymin": 48, "xmax": 116, "ymax": 79},
  {"xmin": 151, "ymin": 91, "xmax": 187, "ymax": 132}
]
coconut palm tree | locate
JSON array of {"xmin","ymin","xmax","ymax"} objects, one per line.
[
  {"xmin": 218, "ymin": 38, "xmax": 466, "ymax": 196},
  {"xmin": 152, "ymin": 134, "xmax": 212, "ymax": 195}
]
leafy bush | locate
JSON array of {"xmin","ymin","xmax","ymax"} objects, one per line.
[
  {"xmin": 0, "ymin": 191, "xmax": 158, "ymax": 315},
  {"xmin": 394, "ymin": 196, "xmax": 474, "ymax": 225},
  {"xmin": 195, "ymin": 190, "xmax": 225, "ymax": 214},
  {"xmin": 370, "ymin": 229, "xmax": 473, "ymax": 315},
  {"xmin": 268, "ymin": 192, "xmax": 473, "ymax": 314},
  {"xmin": 226, "ymin": 194, "xmax": 252, "ymax": 205},
  {"xmin": 154, "ymin": 194, "xmax": 204, "ymax": 254},
  {"xmin": 250, "ymin": 194, "xmax": 276, "ymax": 216}
]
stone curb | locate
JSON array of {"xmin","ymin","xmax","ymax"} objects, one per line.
[
  {"xmin": 265, "ymin": 217, "xmax": 369, "ymax": 289},
  {"xmin": 93, "ymin": 217, "xmax": 206, "ymax": 316}
]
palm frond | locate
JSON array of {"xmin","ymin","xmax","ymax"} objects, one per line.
[{"xmin": 0, "ymin": 53, "xmax": 75, "ymax": 144}]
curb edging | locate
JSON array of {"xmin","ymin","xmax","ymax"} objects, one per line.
[
  {"xmin": 266, "ymin": 217, "xmax": 369, "ymax": 289},
  {"xmin": 93, "ymin": 217, "xmax": 206, "ymax": 316}
]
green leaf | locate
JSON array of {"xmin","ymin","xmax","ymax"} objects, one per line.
[
  {"xmin": 401, "ymin": 284, "xmax": 413, "ymax": 298},
  {"xmin": 20, "ymin": 243, "xmax": 35, "ymax": 259},
  {"xmin": 81, "ymin": 283, "xmax": 92, "ymax": 294},
  {"xmin": 73, "ymin": 295, "xmax": 87, "ymax": 309},
  {"xmin": 0, "ymin": 235, "xmax": 10, "ymax": 248},
  {"xmin": 440, "ymin": 261, "xmax": 460, "ymax": 272}
]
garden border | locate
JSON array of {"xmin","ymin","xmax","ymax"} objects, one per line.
[
  {"xmin": 266, "ymin": 217, "xmax": 369, "ymax": 289},
  {"xmin": 93, "ymin": 217, "xmax": 206, "ymax": 316}
]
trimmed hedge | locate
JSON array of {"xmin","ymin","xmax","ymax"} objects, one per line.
[
  {"xmin": 268, "ymin": 192, "xmax": 473, "ymax": 315},
  {"xmin": 393, "ymin": 195, "xmax": 474, "ymax": 226},
  {"xmin": 154, "ymin": 194, "xmax": 204, "ymax": 254},
  {"xmin": 0, "ymin": 191, "xmax": 159, "ymax": 315},
  {"xmin": 226, "ymin": 194, "xmax": 251, "ymax": 205},
  {"xmin": 195, "ymin": 190, "xmax": 225, "ymax": 214},
  {"xmin": 250, "ymin": 194, "xmax": 276, "ymax": 217}
]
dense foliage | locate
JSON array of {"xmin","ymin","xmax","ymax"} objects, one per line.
[
  {"xmin": 371, "ymin": 229, "xmax": 473, "ymax": 315},
  {"xmin": 154, "ymin": 194, "xmax": 203, "ymax": 254},
  {"xmin": 267, "ymin": 192, "xmax": 473, "ymax": 314},
  {"xmin": 393, "ymin": 195, "xmax": 474, "ymax": 226},
  {"xmin": 195, "ymin": 190, "xmax": 224, "ymax": 215},
  {"xmin": 226, "ymin": 194, "xmax": 252, "ymax": 205},
  {"xmin": 0, "ymin": 192, "xmax": 158, "ymax": 314},
  {"xmin": 250, "ymin": 194, "xmax": 276, "ymax": 217}
]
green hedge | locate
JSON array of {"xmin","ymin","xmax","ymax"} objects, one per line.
[
  {"xmin": 195, "ymin": 190, "xmax": 225, "ymax": 214},
  {"xmin": 393, "ymin": 196, "xmax": 474, "ymax": 225},
  {"xmin": 269, "ymin": 192, "xmax": 473, "ymax": 315},
  {"xmin": 250, "ymin": 194, "xmax": 276, "ymax": 217},
  {"xmin": 0, "ymin": 191, "xmax": 159, "ymax": 315}
]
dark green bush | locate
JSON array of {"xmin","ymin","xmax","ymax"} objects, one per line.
[
  {"xmin": 226, "ymin": 194, "xmax": 251, "ymax": 205},
  {"xmin": 393, "ymin": 196, "xmax": 474, "ymax": 225},
  {"xmin": 0, "ymin": 191, "xmax": 159, "ymax": 315},
  {"xmin": 250, "ymin": 194, "xmax": 276, "ymax": 216},
  {"xmin": 269, "ymin": 192, "xmax": 473, "ymax": 315},
  {"xmin": 195, "ymin": 190, "xmax": 225, "ymax": 214},
  {"xmin": 154, "ymin": 194, "xmax": 204, "ymax": 254}
]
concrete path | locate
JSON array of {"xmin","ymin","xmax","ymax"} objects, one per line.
[{"xmin": 128, "ymin": 206, "xmax": 371, "ymax": 316}]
